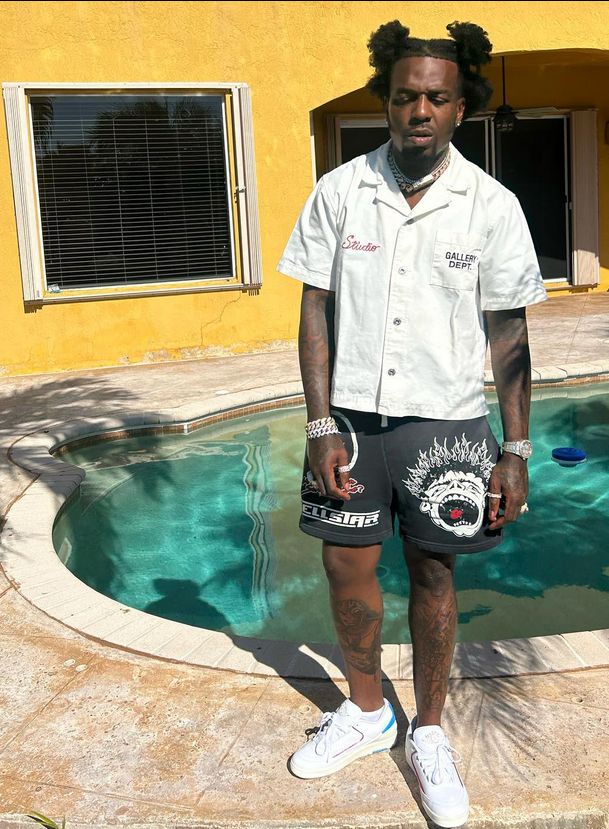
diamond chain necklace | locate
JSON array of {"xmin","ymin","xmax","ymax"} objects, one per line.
[{"xmin": 387, "ymin": 145, "xmax": 451, "ymax": 195}]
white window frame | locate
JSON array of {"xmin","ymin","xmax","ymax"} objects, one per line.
[
  {"xmin": 570, "ymin": 109, "xmax": 599, "ymax": 287},
  {"xmin": 327, "ymin": 115, "xmax": 388, "ymax": 169},
  {"xmin": 3, "ymin": 82, "xmax": 262, "ymax": 304}
]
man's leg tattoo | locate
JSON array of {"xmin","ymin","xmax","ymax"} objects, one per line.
[
  {"xmin": 333, "ymin": 598, "xmax": 382, "ymax": 680},
  {"xmin": 407, "ymin": 551, "xmax": 457, "ymax": 724},
  {"xmin": 410, "ymin": 586, "xmax": 456, "ymax": 715}
]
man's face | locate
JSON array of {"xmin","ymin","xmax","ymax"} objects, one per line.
[{"xmin": 386, "ymin": 56, "xmax": 465, "ymax": 163}]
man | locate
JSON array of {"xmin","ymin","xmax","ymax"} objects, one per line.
[{"xmin": 277, "ymin": 19, "xmax": 546, "ymax": 829}]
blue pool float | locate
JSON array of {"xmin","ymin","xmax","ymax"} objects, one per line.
[{"xmin": 551, "ymin": 447, "xmax": 587, "ymax": 466}]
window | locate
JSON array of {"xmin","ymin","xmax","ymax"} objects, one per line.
[
  {"xmin": 329, "ymin": 116, "xmax": 389, "ymax": 168},
  {"xmin": 3, "ymin": 83, "xmax": 262, "ymax": 303},
  {"xmin": 328, "ymin": 109, "xmax": 599, "ymax": 287}
]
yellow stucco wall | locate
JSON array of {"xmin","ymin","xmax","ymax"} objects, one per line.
[{"xmin": 2, "ymin": 1, "xmax": 609, "ymax": 376}]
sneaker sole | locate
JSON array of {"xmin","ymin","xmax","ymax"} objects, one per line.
[
  {"xmin": 289, "ymin": 725, "xmax": 398, "ymax": 779},
  {"xmin": 417, "ymin": 802, "xmax": 469, "ymax": 829},
  {"xmin": 405, "ymin": 744, "xmax": 469, "ymax": 829}
]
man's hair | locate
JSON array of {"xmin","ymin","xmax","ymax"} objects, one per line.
[{"xmin": 366, "ymin": 20, "xmax": 493, "ymax": 119}]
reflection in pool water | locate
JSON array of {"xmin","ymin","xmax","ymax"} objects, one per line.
[{"xmin": 53, "ymin": 384, "xmax": 609, "ymax": 644}]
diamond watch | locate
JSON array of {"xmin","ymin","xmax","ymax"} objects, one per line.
[{"xmin": 501, "ymin": 440, "xmax": 533, "ymax": 460}]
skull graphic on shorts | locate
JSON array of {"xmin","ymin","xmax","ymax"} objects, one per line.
[
  {"xmin": 403, "ymin": 435, "xmax": 496, "ymax": 538},
  {"xmin": 419, "ymin": 469, "xmax": 487, "ymax": 537}
]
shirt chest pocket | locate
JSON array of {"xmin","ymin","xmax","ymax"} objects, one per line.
[{"xmin": 431, "ymin": 232, "xmax": 484, "ymax": 291}]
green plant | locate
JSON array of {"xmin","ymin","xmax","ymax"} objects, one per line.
[{"xmin": 26, "ymin": 812, "xmax": 66, "ymax": 829}]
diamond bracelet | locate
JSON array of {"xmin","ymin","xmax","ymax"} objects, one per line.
[{"xmin": 305, "ymin": 416, "xmax": 339, "ymax": 439}]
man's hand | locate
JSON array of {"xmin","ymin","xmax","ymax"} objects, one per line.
[
  {"xmin": 487, "ymin": 453, "xmax": 528, "ymax": 530},
  {"xmin": 307, "ymin": 433, "xmax": 351, "ymax": 500}
]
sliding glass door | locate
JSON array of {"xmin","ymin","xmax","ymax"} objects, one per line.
[{"xmin": 493, "ymin": 117, "xmax": 570, "ymax": 281}]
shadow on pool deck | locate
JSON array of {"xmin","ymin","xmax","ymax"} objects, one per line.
[{"xmin": 0, "ymin": 576, "xmax": 606, "ymax": 829}]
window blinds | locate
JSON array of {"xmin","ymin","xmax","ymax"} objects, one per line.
[{"xmin": 31, "ymin": 94, "xmax": 234, "ymax": 289}]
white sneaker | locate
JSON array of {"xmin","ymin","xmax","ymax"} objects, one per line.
[
  {"xmin": 289, "ymin": 698, "xmax": 397, "ymax": 779},
  {"xmin": 405, "ymin": 716, "xmax": 469, "ymax": 828}
]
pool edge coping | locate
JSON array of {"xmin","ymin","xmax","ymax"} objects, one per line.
[{"xmin": 2, "ymin": 373, "xmax": 609, "ymax": 681}]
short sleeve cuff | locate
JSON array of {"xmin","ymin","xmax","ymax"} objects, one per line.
[
  {"xmin": 276, "ymin": 258, "xmax": 333, "ymax": 290},
  {"xmin": 481, "ymin": 285, "xmax": 548, "ymax": 312}
]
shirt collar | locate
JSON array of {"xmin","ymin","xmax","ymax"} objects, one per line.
[
  {"xmin": 440, "ymin": 144, "xmax": 471, "ymax": 194},
  {"xmin": 360, "ymin": 140, "xmax": 471, "ymax": 195}
]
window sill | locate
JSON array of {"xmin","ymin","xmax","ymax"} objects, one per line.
[
  {"xmin": 544, "ymin": 280, "xmax": 572, "ymax": 292},
  {"xmin": 28, "ymin": 281, "xmax": 258, "ymax": 305},
  {"xmin": 544, "ymin": 281, "xmax": 601, "ymax": 293}
]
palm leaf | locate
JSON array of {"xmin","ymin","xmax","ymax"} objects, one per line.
[{"xmin": 26, "ymin": 812, "xmax": 62, "ymax": 829}]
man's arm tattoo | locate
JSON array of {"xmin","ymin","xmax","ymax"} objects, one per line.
[
  {"xmin": 298, "ymin": 286, "xmax": 335, "ymax": 421},
  {"xmin": 486, "ymin": 308, "xmax": 531, "ymax": 439}
]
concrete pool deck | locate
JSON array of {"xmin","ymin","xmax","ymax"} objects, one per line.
[{"xmin": 0, "ymin": 292, "xmax": 609, "ymax": 828}]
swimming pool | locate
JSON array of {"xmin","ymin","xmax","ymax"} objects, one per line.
[{"xmin": 53, "ymin": 384, "xmax": 609, "ymax": 645}]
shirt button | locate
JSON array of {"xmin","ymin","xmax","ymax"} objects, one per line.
[
  {"xmin": 393, "ymin": 318, "xmax": 401, "ymax": 326},
  {"xmin": 398, "ymin": 267, "xmax": 406, "ymax": 275},
  {"xmin": 388, "ymin": 368, "xmax": 396, "ymax": 376}
]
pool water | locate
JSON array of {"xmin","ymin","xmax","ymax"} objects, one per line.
[{"xmin": 53, "ymin": 384, "xmax": 609, "ymax": 644}]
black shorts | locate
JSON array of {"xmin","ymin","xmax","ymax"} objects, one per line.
[{"xmin": 300, "ymin": 408, "xmax": 502, "ymax": 554}]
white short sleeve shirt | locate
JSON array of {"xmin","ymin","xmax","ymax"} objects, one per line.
[{"xmin": 277, "ymin": 142, "xmax": 547, "ymax": 419}]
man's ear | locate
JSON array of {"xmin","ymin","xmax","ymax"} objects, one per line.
[{"xmin": 457, "ymin": 97, "xmax": 465, "ymax": 122}]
